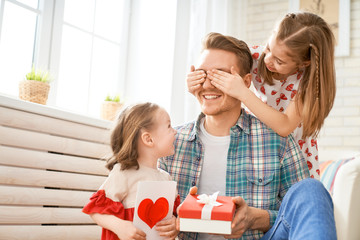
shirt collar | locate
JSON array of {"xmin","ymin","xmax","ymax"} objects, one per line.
[
  {"xmin": 234, "ymin": 109, "xmax": 251, "ymax": 135},
  {"xmin": 188, "ymin": 109, "xmax": 251, "ymax": 141}
]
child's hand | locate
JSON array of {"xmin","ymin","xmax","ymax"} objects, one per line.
[
  {"xmin": 187, "ymin": 65, "xmax": 206, "ymax": 95},
  {"xmin": 207, "ymin": 66, "xmax": 248, "ymax": 100},
  {"xmin": 116, "ymin": 220, "xmax": 146, "ymax": 240},
  {"xmin": 156, "ymin": 216, "xmax": 179, "ymax": 240}
]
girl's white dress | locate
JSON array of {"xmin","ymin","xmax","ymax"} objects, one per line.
[{"xmin": 250, "ymin": 45, "xmax": 319, "ymax": 179}]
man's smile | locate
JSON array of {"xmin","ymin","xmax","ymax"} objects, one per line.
[{"xmin": 202, "ymin": 94, "xmax": 222, "ymax": 100}]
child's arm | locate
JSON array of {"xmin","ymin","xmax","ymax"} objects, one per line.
[
  {"xmin": 206, "ymin": 68, "xmax": 302, "ymax": 137},
  {"xmin": 155, "ymin": 215, "xmax": 179, "ymax": 240},
  {"xmin": 91, "ymin": 213, "xmax": 146, "ymax": 240}
]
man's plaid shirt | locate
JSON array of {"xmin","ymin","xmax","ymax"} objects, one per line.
[{"xmin": 159, "ymin": 110, "xmax": 310, "ymax": 240}]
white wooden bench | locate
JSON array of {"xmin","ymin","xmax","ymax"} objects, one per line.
[{"xmin": 0, "ymin": 95, "xmax": 112, "ymax": 240}]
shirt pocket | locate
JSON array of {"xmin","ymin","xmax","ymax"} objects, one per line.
[
  {"xmin": 246, "ymin": 172, "xmax": 275, "ymax": 186},
  {"xmin": 245, "ymin": 171, "xmax": 276, "ymax": 208}
]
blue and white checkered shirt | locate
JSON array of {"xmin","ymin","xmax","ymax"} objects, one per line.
[{"xmin": 159, "ymin": 110, "xmax": 310, "ymax": 240}]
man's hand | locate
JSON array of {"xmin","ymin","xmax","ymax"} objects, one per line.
[
  {"xmin": 224, "ymin": 197, "xmax": 270, "ymax": 239},
  {"xmin": 223, "ymin": 196, "xmax": 254, "ymax": 239}
]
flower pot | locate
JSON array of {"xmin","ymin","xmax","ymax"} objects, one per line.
[
  {"xmin": 101, "ymin": 101, "xmax": 123, "ymax": 121},
  {"xmin": 19, "ymin": 80, "xmax": 50, "ymax": 105}
]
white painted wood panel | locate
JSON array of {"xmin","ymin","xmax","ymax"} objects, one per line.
[
  {"xmin": 0, "ymin": 145, "xmax": 108, "ymax": 175},
  {"xmin": 0, "ymin": 185, "xmax": 93, "ymax": 207},
  {"xmin": 0, "ymin": 206, "xmax": 93, "ymax": 224},
  {"xmin": 0, "ymin": 106, "xmax": 111, "ymax": 144},
  {"xmin": 0, "ymin": 166, "xmax": 105, "ymax": 191},
  {"xmin": 0, "ymin": 126, "xmax": 111, "ymax": 159},
  {"xmin": 0, "ymin": 225, "xmax": 101, "ymax": 240}
]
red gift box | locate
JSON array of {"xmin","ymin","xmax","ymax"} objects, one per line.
[{"xmin": 178, "ymin": 192, "xmax": 235, "ymax": 234}]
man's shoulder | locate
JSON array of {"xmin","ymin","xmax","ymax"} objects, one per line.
[
  {"xmin": 174, "ymin": 120, "xmax": 197, "ymax": 140},
  {"xmin": 244, "ymin": 111, "xmax": 289, "ymax": 142}
]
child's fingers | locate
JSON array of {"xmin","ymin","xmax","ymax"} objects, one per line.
[
  {"xmin": 135, "ymin": 231, "xmax": 147, "ymax": 240},
  {"xmin": 187, "ymin": 71, "xmax": 206, "ymax": 82},
  {"xmin": 156, "ymin": 221, "xmax": 178, "ymax": 239},
  {"xmin": 189, "ymin": 186, "xmax": 198, "ymax": 195},
  {"xmin": 210, "ymin": 80, "xmax": 225, "ymax": 92},
  {"xmin": 189, "ymin": 78, "xmax": 206, "ymax": 86},
  {"xmin": 157, "ymin": 228, "xmax": 178, "ymax": 240},
  {"xmin": 156, "ymin": 218, "xmax": 172, "ymax": 226}
]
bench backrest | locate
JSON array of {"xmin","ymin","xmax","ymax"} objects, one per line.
[{"xmin": 0, "ymin": 96, "xmax": 112, "ymax": 240}]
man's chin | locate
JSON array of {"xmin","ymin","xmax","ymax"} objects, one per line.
[{"xmin": 201, "ymin": 107, "xmax": 221, "ymax": 116}]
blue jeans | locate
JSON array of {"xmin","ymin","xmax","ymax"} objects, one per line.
[{"xmin": 261, "ymin": 178, "xmax": 337, "ymax": 240}]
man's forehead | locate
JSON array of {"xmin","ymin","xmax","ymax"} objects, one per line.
[{"xmin": 195, "ymin": 49, "xmax": 237, "ymax": 73}]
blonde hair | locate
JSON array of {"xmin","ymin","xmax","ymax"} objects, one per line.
[
  {"xmin": 202, "ymin": 32, "xmax": 253, "ymax": 76},
  {"xmin": 106, "ymin": 102, "xmax": 160, "ymax": 171},
  {"xmin": 258, "ymin": 12, "xmax": 336, "ymax": 138}
]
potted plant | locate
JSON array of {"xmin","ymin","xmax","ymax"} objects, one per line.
[
  {"xmin": 19, "ymin": 66, "xmax": 52, "ymax": 105},
  {"xmin": 101, "ymin": 94, "xmax": 124, "ymax": 121}
]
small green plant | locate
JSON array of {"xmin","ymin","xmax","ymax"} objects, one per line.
[
  {"xmin": 105, "ymin": 94, "xmax": 121, "ymax": 102},
  {"xmin": 25, "ymin": 66, "xmax": 51, "ymax": 83}
]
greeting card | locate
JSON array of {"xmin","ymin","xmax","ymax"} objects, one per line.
[{"xmin": 133, "ymin": 181, "xmax": 177, "ymax": 240}]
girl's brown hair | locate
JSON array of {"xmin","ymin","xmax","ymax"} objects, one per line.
[
  {"xmin": 106, "ymin": 102, "xmax": 160, "ymax": 171},
  {"xmin": 202, "ymin": 32, "xmax": 253, "ymax": 77},
  {"xmin": 258, "ymin": 12, "xmax": 336, "ymax": 138}
]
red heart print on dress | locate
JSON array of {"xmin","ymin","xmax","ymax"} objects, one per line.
[
  {"xmin": 137, "ymin": 197, "xmax": 169, "ymax": 229},
  {"xmin": 297, "ymin": 71, "xmax": 302, "ymax": 80},
  {"xmin": 252, "ymin": 52, "xmax": 259, "ymax": 59},
  {"xmin": 255, "ymin": 75, "xmax": 262, "ymax": 83},
  {"xmin": 311, "ymin": 139, "xmax": 318, "ymax": 150},
  {"xmin": 307, "ymin": 160, "xmax": 313, "ymax": 170},
  {"xmin": 280, "ymin": 93, "xmax": 287, "ymax": 100},
  {"xmin": 260, "ymin": 86, "xmax": 266, "ymax": 95},
  {"xmin": 271, "ymin": 90, "xmax": 277, "ymax": 95},
  {"xmin": 286, "ymin": 84, "xmax": 294, "ymax": 91},
  {"xmin": 298, "ymin": 140, "xmax": 305, "ymax": 149}
]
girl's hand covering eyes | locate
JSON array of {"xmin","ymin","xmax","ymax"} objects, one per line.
[
  {"xmin": 186, "ymin": 65, "xmax": 206, "ymax": 95},
  {"xmin": 207, "ymin": 66, "xmax": 248, "ymax": 100}
]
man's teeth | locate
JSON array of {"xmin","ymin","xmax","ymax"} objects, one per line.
[{"xmin": 204, "ymin": 95, "xmax": 219, "ymax": 99}]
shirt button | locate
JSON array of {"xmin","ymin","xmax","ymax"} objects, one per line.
[
  {"xmin": 258, "ymin": 178, "xmax": 263, "ymax": 183},
  {"xmin": 192, "ymin": 181, "xmax": 196, "ymax": 186}
]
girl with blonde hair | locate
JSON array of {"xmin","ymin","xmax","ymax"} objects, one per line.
[{"xmin": 83, "ymin": 102, "xmax": 180, "ymax": 240}]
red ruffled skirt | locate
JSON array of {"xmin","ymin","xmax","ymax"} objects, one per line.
[{"xmin": 82, "ymin": 190, "xmax": 180, "ymax": 240}]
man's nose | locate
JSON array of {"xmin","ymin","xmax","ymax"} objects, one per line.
[{"xmin": 202, "ymin": 75, "xmax": 215, "ymax": 89}]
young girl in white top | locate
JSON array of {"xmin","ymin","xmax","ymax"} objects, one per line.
[
  {"xmin": 187, "ymin": 12, "xmax": 336, "ymax": 179},
  {"xmin": 83, "ymin": 102, "xmax": 180, "ymax": 240}
]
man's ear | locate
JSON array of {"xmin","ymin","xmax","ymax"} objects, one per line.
[
  {"xmin": 140, "ymin": 131, "xmax": 154, "ymax": 147},
  {"xmin": 243, "ymin": 73, "xmax": 252, "ymax": 88}
]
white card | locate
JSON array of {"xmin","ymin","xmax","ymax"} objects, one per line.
[{"xmin": 133, "ymin": 181, "xmax": 177, "ymax": 240}]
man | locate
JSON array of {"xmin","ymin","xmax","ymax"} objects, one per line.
[{"xmin": 159, "ymin": 32, "xmax": 336, "ymax": 240}]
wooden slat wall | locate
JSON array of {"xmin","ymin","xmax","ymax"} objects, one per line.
[{"xmin": 0, "ymin": 104, "xmax": 112, "ymax": 240}]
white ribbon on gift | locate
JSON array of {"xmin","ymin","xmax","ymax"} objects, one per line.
[{"xmin": 196, "ymin": 191, "xmax": 223, "ymax": 220}]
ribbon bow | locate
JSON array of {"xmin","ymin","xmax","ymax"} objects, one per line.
[
  {"xmin": 196, "ymin": 192, "xmax": 222, "ymax": 220},
  {"xmin": 197, "ymin": 191, "xmax": 223, "ymax": 206}
]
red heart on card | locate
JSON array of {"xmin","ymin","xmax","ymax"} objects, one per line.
[{"xmin": 138, "ymin": 197, "xmax": 169, "ymax": 229}]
